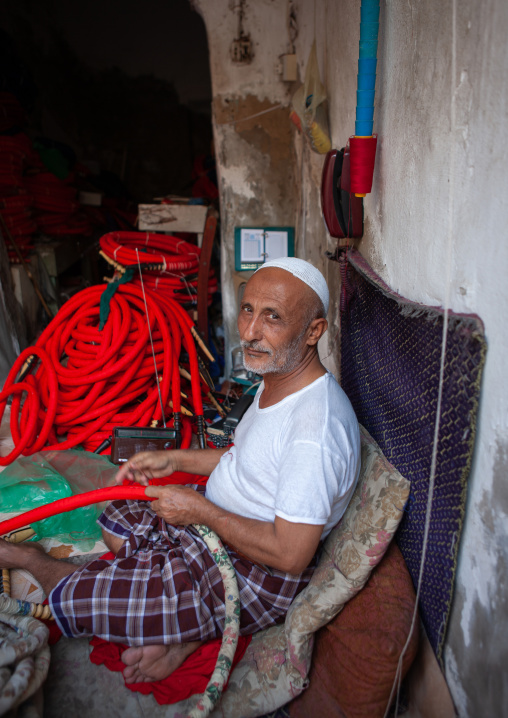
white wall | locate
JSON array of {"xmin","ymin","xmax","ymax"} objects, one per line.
[
  {"xmin": 314, "ymin": 2, "xmax": 508, "ymax": 714},
  {"xmin": 196, "ymin": 0, "xmax": 508, "ymax": 714}
]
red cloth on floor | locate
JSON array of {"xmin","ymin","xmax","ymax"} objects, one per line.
[{"xmin": 89, "ymin": 634, "xmax": 251, "ymax": 705}]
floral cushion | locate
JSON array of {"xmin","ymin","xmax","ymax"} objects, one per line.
[
  {"xmin": 207, "ymin": 424, "xmax": 411, "ymax": 717},
  {"xmin": 288, "ymin": 540, "xmax": 419, "ymax": 718},
  {"xmin": 284, "ymin": 424, "xmax": 411, "ymax": 684}
]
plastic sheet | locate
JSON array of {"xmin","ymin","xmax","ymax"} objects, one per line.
[{"xmin": 0, "ymin": 450, "xmax": 117, "ymax": 543}]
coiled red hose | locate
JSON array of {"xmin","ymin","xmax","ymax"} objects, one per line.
[
  {"xmin": 0, "ymin": 282, "xmax": 207, "ymax": 464},
  {"xmin": 99, "ymin": 231, "xmax": 217, "ymax": 307},
  {"xmin": 100, "ymin": 231, "xmax": 200, "ymax": 271}
]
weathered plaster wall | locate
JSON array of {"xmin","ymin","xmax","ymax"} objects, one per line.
[
  {"xmin": 294, "ymin": 2, "xmax": 508, "ymax": 714},
  {"xmin": 197, "ymin": 0, "xmax": 508, "ymax": 714},
  {"xmin": 194, "ymin": 0, "xmax": 340, "ymax": 376}
]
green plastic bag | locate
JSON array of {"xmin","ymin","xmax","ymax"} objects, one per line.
[{"xmin": 0, "ymin": 450, "xmax": 117, "ymax": 545}]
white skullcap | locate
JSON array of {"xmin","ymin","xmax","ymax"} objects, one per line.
[{"xmin": 256, "ymin": 257, "xmax": 329, "ymax": 315}]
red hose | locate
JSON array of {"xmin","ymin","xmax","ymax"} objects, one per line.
[
  {"xmin": 0, "ymin": 486, "xmax": 152, "ymax": 536},
  {"xmin": 100, "ymin": 231, "xmax": 200, "ymax": 271},
  {"xmin": 2, "ymin": 281, "xmax": 209, "ymax": 462},
  {"xmin": 0, "ymin": 469, "xmax": 209, "ymax": 537},
  {"xmin": 99, "ymin": 231, "xmax": 217, "ymax": 307}
]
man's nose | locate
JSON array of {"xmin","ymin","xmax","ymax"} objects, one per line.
[{"xmin": 240, "ymin": 313, "xmax": 262, "ymax": 342}]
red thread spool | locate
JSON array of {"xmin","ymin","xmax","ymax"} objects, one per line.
[{"xmin": 349, "ymin": 134, "xmax": 377, "ymax": 196}]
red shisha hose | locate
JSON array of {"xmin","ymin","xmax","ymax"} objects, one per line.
[
  {"xmin": 1, "ymin": 281, "xmax": 206, "ymax": 463},
  {"xmin": 0, "ymin": 486, "xmax": 152, "ymax": 537},
  {"xmin": 0, "ymin": 470, "xmax": 208, "ymax": 537},
  {"xmin": 100, "ymin": 231, "xmax": 200, "ymax": 271},
  {"xmin": 99, "ymin": 231, "xmax": 217, "ymax": 307}
]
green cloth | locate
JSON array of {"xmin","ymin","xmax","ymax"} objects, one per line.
[{"xmin": 99, "ymin": 267, "xmax": 136, "ymax": 330}]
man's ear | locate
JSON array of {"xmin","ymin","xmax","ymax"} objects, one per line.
[{"xmin": 306, "ymin": 318, "xmax": 328, "ymax": 346}]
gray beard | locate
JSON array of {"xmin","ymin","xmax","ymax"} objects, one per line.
[{"xmin": 241, "ymin": 328, "xmax": 307, "ymax": 376}]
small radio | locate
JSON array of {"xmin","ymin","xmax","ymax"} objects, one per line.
[{"xmin": 110, "ymin": 426, "xmax": 178, "ymax": 464}]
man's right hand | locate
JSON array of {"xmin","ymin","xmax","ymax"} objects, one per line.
[
  {"xmin": 115, "ymin": 451, "xmax": 178, "ymax": 486},
  {"xmin": 114, "ymin": 446, "xmax": 229, "ymax": 487}
]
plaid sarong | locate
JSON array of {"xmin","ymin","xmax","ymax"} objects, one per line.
[{"xmin": 49, "ymin": 500, "xmax": 317, "ymax": 646}]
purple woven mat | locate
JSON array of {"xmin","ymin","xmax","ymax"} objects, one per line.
[{"xmin": 339, "ymin": 249, "xmax": 486, "ymax": 663}]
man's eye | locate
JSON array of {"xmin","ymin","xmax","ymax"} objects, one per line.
[{"xmin": 268, "ymin": 313, "xmax": 279, "ymax": 320}]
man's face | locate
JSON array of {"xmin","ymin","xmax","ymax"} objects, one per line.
[{"xmin": 237, "ymin": 268, "xmax": 314, "ymax": 376}]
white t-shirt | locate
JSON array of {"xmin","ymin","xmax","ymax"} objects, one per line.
[{"xmin": 205, "ymin": 372, "xmax": 360, "ymax": 538}]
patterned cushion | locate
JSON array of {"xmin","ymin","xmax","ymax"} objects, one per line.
[
  {"xmin": 284, "ymin": 424, "xmax": 411, "ymax": 683},
  {"xmin": 208, "ymin": 424, "xmax": 411, "ymax": 717},
  {"xmin": 288, "ymin": 540, "xmax": 419, "ymax": 718}
]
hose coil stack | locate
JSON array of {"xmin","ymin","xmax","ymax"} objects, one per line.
[
  {"xmin": 0, "ymin": 282, "xmax": 211, "ymax": 465},
  {"xmin": 99, "ymin": 231, "xmax": 218, "ymax": 307}
]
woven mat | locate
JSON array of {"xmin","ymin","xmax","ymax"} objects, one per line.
[{"xmin": 339, "ymin": 249, "xmax": 486, "ymax": 664}]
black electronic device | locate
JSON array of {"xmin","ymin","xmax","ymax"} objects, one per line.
[
  {"xmin": 206, "ymin": 393, "xmax": 254, "ymax": 447},
  {"xmin": 96, "ymin": 426, "xmax": 179, "ymax": 464}
]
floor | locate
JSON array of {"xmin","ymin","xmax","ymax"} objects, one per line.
[
  {"xmin": 44, "ymin": 637, "xmax": 169, "ymax": 718},
  {"xmin": 43, "ymin": 637, "xmax": 291, "ymax": 718}
]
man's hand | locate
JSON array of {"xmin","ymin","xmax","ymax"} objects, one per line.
[
  {"xmin": 144, "ymin": 484, "xmax": 323, "ymax": 574},
  {"xmin": 115, "ymin": 451, "xmax": 178, "ymax": 487},
  {"xmin": 115, "ymin": 447, "xmax": 230, "ymax": 487},
  {"xmin": 115, "ymin": 449, "xmax": 323, "ymax": 575},
  {"xmin": 145, "ymin": 484, "xmax": 206, "ymax": 525}
]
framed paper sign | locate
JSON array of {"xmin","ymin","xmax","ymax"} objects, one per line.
[{"xmin": 234, "ymin": 227, "xmax": 295, "ymax": 271}]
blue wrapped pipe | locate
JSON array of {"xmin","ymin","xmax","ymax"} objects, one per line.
[{"xmin": 355, "ymin": 0, "xmax": 380, "ymax": 137}]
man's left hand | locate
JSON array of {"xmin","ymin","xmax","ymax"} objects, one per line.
[{"xmin": 145, "ymin": 485, "xmax": 205, "ymax": 526}]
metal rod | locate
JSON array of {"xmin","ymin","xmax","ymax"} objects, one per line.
[{"xmin": 136, "ymin": 248, "xmax": 167, "ymax": 427}]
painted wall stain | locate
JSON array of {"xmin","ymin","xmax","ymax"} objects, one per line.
[{"xmin": 214, "ymin": 95, "xmax": 293, "ymax": 167}]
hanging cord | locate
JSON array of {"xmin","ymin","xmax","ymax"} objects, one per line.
[
  {"xmin": 136, "ymin": 248, "xmax": 167, "ymax": 428},
  {"xmin": 384, "ymin": 0, "xmax": 457, "ymax": 714},
  {"xmin": 216, "ymin": 103, "xmax": 284, "ymax": 127}
]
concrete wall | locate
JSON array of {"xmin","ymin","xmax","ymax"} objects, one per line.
[{"xmin": 196, "ymin": 0, "xmax": 508, "ymax": 714}]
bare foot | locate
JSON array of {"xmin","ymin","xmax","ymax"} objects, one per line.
[
  {"xmin": 0, "ymin": 537, "xmax": 45, "ymax": 569},
  {"xmin": 121, "ymin": 641, "xmax": 203, "ymax": 684}
]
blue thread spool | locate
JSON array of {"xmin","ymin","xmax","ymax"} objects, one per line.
[
  {"xmin": 358, "ymin": 58, "xmax": 377, "ymax": 74},
  {"xmin": 361, "ymin": 3, "xmax": 380, "ymax": 23},
  {"xmin": 357, "ymin": 73, "xmax": 376, "ymax": 90},
  {"xmin": 355, "ymin": 106, "xmax": 374, "ymax": 136},
  {"xmin": 360, "ymin": 22, "xmax": 379, "ymax": 41},
  {"xmin": 356, "ymin": 106, "xmax": 374, "ymax": 121},
  {"xmin": 355, "ymin": 121, "xmax": 374, "ymax": 136},
  {"xmin": 357, "ymin": 89, "xmax": 376, "ymax": 107},
  {"xmin": 359, "ymin": 40, "xmax": 378, "ymax": 58}
]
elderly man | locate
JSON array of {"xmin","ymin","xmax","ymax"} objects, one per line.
[{"xmin": 0, "ymin": 258, "xmax": 360, "ymax": 685}]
